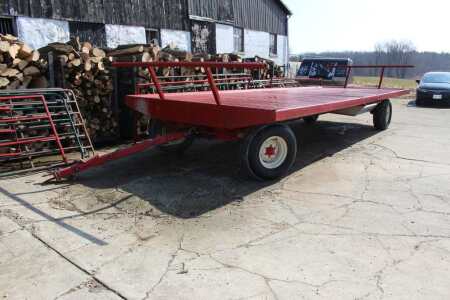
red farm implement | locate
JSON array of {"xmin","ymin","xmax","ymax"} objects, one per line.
[
  {"xmin": 0, "ymin": 89, "xmax": 94, "ymax": 177},
  {"xmin": 54, "ymin": 61, "xmax": 413, "ymax": 181}
]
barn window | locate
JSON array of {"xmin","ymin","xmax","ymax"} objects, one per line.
[
  {"xmin": 146, "ymin": 29, "xmax": 160, "ymax": 46},
  {"xmin": 0, "ymin": 16, "xmax": 15, "ymax": 35},
  {"xmin": 270, "ymin": 33, "xmax": 278, "ymax": 56},
  {"xmin": 234, "ymin": 27, "xmax": 244, "ymax": 53}
]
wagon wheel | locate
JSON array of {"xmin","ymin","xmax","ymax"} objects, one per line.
[
  {"xmin": 303, "ymin": 115, "xmax": 319, "ymax": 124},
  {"xmin": 149, "ymin": 120, "xmax": 194, "ymax": 154},
  {"xmin": 241, "ymin": 124, "xmax": 298, "ymax": 180},
  {"xmin": 372, "ymin": 100, "xmax": 392, "ymax": 131}
]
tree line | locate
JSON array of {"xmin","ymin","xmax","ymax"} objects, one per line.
[{"xmin": 291, "ymin": 41, "xmax": 450, "ymax": 79}]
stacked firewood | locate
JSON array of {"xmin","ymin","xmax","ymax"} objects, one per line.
[
  {"xmin": 39, "ymin": 38, "xmax": 117, "ymax": 141},
  {"xmin": 0, "ymin": 34, "xmax": 48, "ymax": 90},
  {"xmin": 244, "ymin": 56, "xmax": 284, "ymax": 79}
]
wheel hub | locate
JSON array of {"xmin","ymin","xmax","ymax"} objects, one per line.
[{"xmin": 259, "ymin": 136, "xmax": 288, "ymax": 169}]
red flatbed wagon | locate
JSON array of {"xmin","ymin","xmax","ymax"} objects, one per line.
[
  {"xmin": 125, "ymin": 86, "xmax": 407, "ymax": 130},
  {"xmin": 54, "ymin": 62, "xmax": 412, "ymax": 181}
]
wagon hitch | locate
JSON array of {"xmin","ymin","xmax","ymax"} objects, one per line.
[{"xmin": 52, "ymin": 132, "xmax": 188, "ymax": 181}]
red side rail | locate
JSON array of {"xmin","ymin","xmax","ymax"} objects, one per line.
[
  {"xmin": 136, "ymin": 76, "xmax": 253, "ymax": 94},
  {"xmin": 0, "ymin": 95, "xmax": 68, "ymax": 163},
  {"xmin": 341, "ymin": 65, "xmax": 414, "ymax": 88},
  {"xmin": 113, "ymin": 61, "xmax": 265, "ymax": 106}
]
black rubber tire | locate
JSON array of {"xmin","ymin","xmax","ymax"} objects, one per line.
[
  {"xmin": 416, "ymin": 98, "xmax": 425, "ymax": 107},
  {"xmin": 373, "ymin": 100, "xmax": 392, "ymax": 131},
  {"xmin": 303, "ymin": 115, "xmax": 319, "ymax": 124},
  {"xmin": 240, "ymin": 125, "xmax": 297, "ymax": 180},
  {"xmin": 149, "ymin": 120, "xmax": 194, "ymax": 154}
]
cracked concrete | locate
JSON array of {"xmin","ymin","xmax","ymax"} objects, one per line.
[{"xmin": 1, "ymin": 98, "xmax": 449, "ymax": 300}]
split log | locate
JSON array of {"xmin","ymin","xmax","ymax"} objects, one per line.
[
  {"xmin": 18, "ymin": 44, "xmax": 33, "ymax": 59},
  {"xmin": 0, "ymin": 41, "xmax": 10, "ymax": 53},
  {"xmin": 2, "ymin": 68, "xmax": 19, "ymax": 77},
  {"xmin": 23, "ymin": 66, "xmax": 41, "ymax": 77},
  {"xmin": 8, "ymin": 44, "xmax": 21, "ymax": 59},
  {"xmin": 39, "ymin": 43, "xmax": 74, "ymax": 55},
  {"xmin": 26, "ymin": 51, "xmax": 40, "ymax": 62},
  {"xmin": 0, "ymin": 35, "xmax": 47, "ymax": 91},
  {"xmin": 81, "ymin": 42, "xmax": 92, "ymax": 54},
  {"xmin": 107, "ymin": 45, "xmax": 144, "ymax": 57},
  {"xmin": 92, "ymin": 48, "xmax": 106, "ymax": 58},
  {"xmin": 1, "ymin": 34, "xmax": 18, "ymax": 43},
  {"xmin": 17, "ymin": 60, "xmax": 29, "ymax": 71},
  {"xmin": 0, "ymin": 77, "xmax": 9, "ymax": 88}
]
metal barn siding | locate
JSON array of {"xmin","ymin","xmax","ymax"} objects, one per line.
[
  {"xmin": 188, "ymin": 0, "xmax": 234, "ymax": 22},
  {"xmin": 69, "ymin": 22, "xmax": 107, "ymax": 48},
  {"xmin": 233, "ymin": 0, "xmax": 288, "ymax": 35},
  {"xmin": 188, "ymin": 0, "xmax": 288, "ymax": 35},
  {"xmin": 2, "ymin": 0, "xmax": 190, "ymax": 31},
  {"xmin": 0, "ymin": 17, "xmax": 15, "ymax": 35}
]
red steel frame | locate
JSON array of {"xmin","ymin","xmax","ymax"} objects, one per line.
[
  {"xmin": 54, "ymin": 132, "xmax": 186, "ymax": 180},
  {"xmin": 342, "ymin": 65, "xmax": 414, "ymax": 88},
  {"xmin": 114, "ymin": 61, "xmax": 265, "ymax": 106},
  {"xmin": 54, "ymin": 62, "xmax": 264, "ymax": 179},
  {"xmin": 53, "ymin": 61, "xmax": 412, "ymax": 180},
  {"xmin": 0, "ymin": 95, "xmax": 68, "ymax": 163},
  {"xmin": 136, "ymin": 76, "xmax": 253, "ymax": 94}
]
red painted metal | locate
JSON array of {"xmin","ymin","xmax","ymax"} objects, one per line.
[
  {"xmin": 0, "ymin": 114, "xmax": 61, "ymax": 123},
  {"xmin": 39, "ymin": 94, "xmax": 68, "ymax": 163},
  {"xmin": 137, "ymin": 76, "xmax": 252, "ymax": 88},
  {"xmin": 342, "ymin": 65, "xmax": 414, "ymax": 88},
  {"xmin": 54, "ymin": 132, "xmax": 187, "ymax": 179},
  {"xmin": 125, "ymin": 87, "xmax": 410, "ymax": 130},
  {"xmin": 116, "ymin": 61, "xmax": 265, "ymax": 105},
  {"xmin": 205, "ymin": 67, "xmax": 222, "ymax": 105},
  {"xmin": 0, "ymin": 129, "xmax": 15, "ymax": 134},
  {"xmin": 378, "ymin": 67, "xmax": 386, "ymax": 89},
  {"xmin": 0, "ymin": 94, "xmax": 68, "ymax": 163},
  {"xmin": 0, "ymin": 136, "xmax": 59, "ymax": 148},
  {"xmin": 147, "ymin": 66, "xmax": 166, "ymax": 101}
]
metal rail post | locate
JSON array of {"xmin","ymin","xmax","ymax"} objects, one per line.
[
  {"xmin": 147, "ymin": 66, "xmax": 166, "ymax": 101},
  {"xmin": 205, "ymin": 67, "xmax": 222, "ymax": 106},
  {"xmin": 378, "ymin": 67, "xmax": 386, "ymax": 89}
]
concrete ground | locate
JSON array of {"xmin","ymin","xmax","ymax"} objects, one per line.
[{"xmin": 1, "ymin": 98, "xmax": 449, "ymax": 300}]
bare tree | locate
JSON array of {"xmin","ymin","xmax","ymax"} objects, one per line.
[{"xmin": 373, "ymin": 40, "xmax": 416, "ymax": 78}]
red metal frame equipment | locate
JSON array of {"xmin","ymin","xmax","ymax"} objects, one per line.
[
  {"xmin": 54, "ymin": 61, "xmax": 412, "ymax": 181},
  {"xmin": 0, "ymin": 95, "xmax": 68, "ymax": 163}
]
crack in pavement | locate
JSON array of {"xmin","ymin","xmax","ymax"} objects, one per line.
[
  {"xmin": 372, "ymin": 143, "xmax": 450, "ymax": 166},
  {"xmin": 141, "ymin": 234, "xmax": 185, "ymax": 300}
]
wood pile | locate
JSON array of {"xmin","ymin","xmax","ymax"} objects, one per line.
[
  {"xmin": 39, "ymin": 38, "xmax": 117, "ymax": 141},
  {"xmin": 244, "ymin": 56, "xmax": 284, "ymax": 79},
  {"xmin": 0, "ymin": 34, "xmax": 48, "ymax": 90}
]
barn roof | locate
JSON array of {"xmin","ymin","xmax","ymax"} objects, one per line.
[{"xmin": 276, "ymin": 0, "xmax": 292, "ymax": 15}]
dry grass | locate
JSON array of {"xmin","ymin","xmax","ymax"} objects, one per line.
[{"xmin": 352, "ymin": 76, "xmax": 416, "ymax": 98}]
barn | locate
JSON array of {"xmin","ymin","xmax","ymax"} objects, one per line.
[{"xmin": 0, "ymin": 0, "xmax": 291, "ymax": 66}]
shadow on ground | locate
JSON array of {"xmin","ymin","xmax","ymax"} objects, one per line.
[{"xmin": 73, "ymin": 119, "xmax": 379, "ymax": 219}]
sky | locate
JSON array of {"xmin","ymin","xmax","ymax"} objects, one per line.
[{"xmin": 284, "ymin": 0, "xmax": 450, "ymax": 54}]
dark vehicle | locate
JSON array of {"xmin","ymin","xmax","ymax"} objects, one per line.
[{"xmin": 416, "ymin": 72, "xmax": 450, "ymax": 106}]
